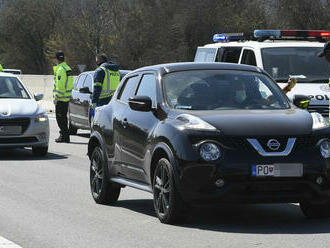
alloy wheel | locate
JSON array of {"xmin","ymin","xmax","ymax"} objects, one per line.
[
  {"xmin": 154, "ymin": 163, "xmax": 171, "ymax": 218},
  {"xmin": 90, "ymin": 149, "xmax": 104, "ymax": 199}
]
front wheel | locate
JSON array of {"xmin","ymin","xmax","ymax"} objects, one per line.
[
  {"xmin": 300, "ymin": 200, "xmax": 330, "ymax": 218},
  {"xmin": 153, "ymin": 158, "xmax": 186, "ymax": 224},
  {"xmin": 90, "ymin": 146, "xmax": 120, "ymax": 204},
  {"xmin": 32, "ymin": 146, "xmax": 48, "ymax": 156}
]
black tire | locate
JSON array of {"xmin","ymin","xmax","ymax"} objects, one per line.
[
  {"xmin": 300, "ymin": 200, "xmax": 330, "ymax": 218},
  {"xmin": 68, "ymin": 122, "xmax": 78, "ymax": 135},
  {"xmin": 32, "ymin": 146, "xmax": 48, "ymax": 156},
  {"xmin": 153, "ymin": 158, "xmax": 186, "ymax": 224},
  {"xmin": 90, "ymin": 146, "xmax": 120, "ymax": 204}
]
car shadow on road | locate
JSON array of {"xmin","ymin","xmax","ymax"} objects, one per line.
[
  {"xmin": 115, "ymin": 199, "xmax": 156, "ymax": 218},
  {"xmin": 115, "ymin": 199, "xmax": 330, "ymax": 234},
  {"xmin": 0, "ymin": 148, "xmax": 68, "ymax": 160}
]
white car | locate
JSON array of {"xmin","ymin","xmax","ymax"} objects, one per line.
[
  {"xmin": 194, "ymin": 29, "xmax": 330, "ymax": 120},
  {"xmin": 0, "ymin": 72, "xmax": 49, "ymax": 156}
]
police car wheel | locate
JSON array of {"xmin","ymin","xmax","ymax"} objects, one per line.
[
  {"xmin": 90, "ymin": 146, "xmax": 120, "ymax": 204},
  {"xmin": 68, "ymin": 122, "xmax": 78, "ymax": 135},
  {"xmin": 300, "ymin": 200, "xmax": 330, "ymax": 218},
  {"xmin": 32, "ymin": 146, "xmax": 48, "ymax": 156}
]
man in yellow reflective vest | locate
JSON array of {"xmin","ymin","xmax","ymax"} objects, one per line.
[
  {"xmin": 0, "ymin": 64, "xmax": 3, "ymax": 72},
  {"xmin": 92, "ymin": 54, "xmax": 120, "ymax": 109},
  {"xmin": 53, "ymin": 51, "xmax": 73, "ymax": 143},
  {"xmin": 318, "ymin": 41, "xmax": 330, "ymax": 121}
]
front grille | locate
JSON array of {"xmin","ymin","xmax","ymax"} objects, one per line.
[
  {"xmin": 0, "ymin": 118, "xmax": 30, "ymax": 134},
  {"xmin": 216, "ymin": 136, "xmax": 319, "ymax": 152},
  {"xmin": 0, "ymin": 137, "xmax": 38, "ymax": 144},
  {"xmin": 308, "ymin": 105, "xmax": 329, "ymax": 117}
]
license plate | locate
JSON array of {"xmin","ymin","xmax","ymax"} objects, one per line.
[
  {"xmin": 0, "ymin": 126, "xmax": 22, "ymax": 135},
  {"xmin": 252, "ymin": 164, "xmax": 303, "ymax": 177}
]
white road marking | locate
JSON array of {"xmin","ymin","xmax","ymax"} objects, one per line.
[{"xmin": 0, "ymin": 237, "xmax": 22, "ymax": 248}]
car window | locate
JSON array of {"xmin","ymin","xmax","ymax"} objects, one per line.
[
  {"xmin": 219, "ymin": 47, "xmax": 242, "ymax": 63},
  {"xmin": 136, "ymin": 74, "xmax": 156, "ymax": 106},
  {"xmin": 0, "ymin": 77, "xmax": 29, "ymax": 99},
  {"xmin": 83, "ymin": 75, "xmax": 93, "ymax": 92},
  {"xmin": 74, "ymin": 74, "xmax": 87, "ymax": 90},
  {"xmin": 241, "ymin": 49, "xmax": 257, "ymax": 66},
  {"xmin": 194, "ymin": 48, "xmax": 218, "ymax": 62},
  {"xmin": 118, "ymin": 76, "xmax": 140, "ymax": 103},
  {"xmin": 163, "ymin": 70, "xmax": 289, "ymax": 110}
]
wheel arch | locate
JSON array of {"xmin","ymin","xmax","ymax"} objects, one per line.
[{"xmin": 88, "ymin": 131, "xmax": 107, "ymax": 159}]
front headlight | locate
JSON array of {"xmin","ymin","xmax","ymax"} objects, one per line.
[
  {"xmin": 311, "ymin": 113, "xmax": 328, "ymax": 130},
  {"xmin": 320, "ymin": 139, "xmax": 330, "ymax": 158},
  {"xmin": 199, "ymin": 142, "xmax": 221, "ymax": 161},
  {"xmin": 35, "ymin": 113, "xmax": 48, "ymax": 123},
  {"xmin": 176, "ymin": 114, "xmax": 216, "ymax": 131}
]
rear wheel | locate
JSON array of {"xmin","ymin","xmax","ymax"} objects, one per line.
[
  {"xmin": 32, "ymin": 146, "xmax": 48, "ymax": 156},
  {"xmin": 90, "ymin": 146, "xmax": 120, "ymax": 204},
  {"xmin": 153, "ymin": 158, "xmax": 186, "ymax": 224},
  {"xmin": 68, "ymin": 122, "xmax": 78, "ymax": 135},
  {"xmin": 300, "ymin": 200, "xmax": 330, "ymax": 218}
]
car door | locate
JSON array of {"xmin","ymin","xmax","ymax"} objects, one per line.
[
  {"xmin": 106, "ymin": 74, "xmax": 141, "ymax": 176},
  {"xmin": 120, "ymin": 73, "xmax": 159, "ymax": 182},
  {"xmin": 79, "ymin": 73, "xmax": 94, "ymax": 128},
  {"xmin": 69, "ymin": 73, "xmax": 87, "ymax": 127}
]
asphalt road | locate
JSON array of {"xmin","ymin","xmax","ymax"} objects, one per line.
[{"xmin": 0, "ymin": 118, "xmax": 330, "ymax": 248}]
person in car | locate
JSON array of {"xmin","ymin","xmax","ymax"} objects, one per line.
[{"xmin": 92, "ymin": 54, "xmax": 120, "ymax": 108}]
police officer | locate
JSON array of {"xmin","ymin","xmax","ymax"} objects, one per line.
[
  {"xmin": 92, "ymin": 54, "xmax": 120, "ymax": 107},
  {"xmin": 0, "ymin": 64, "xmax": 3, "ymax": 72},
  {"xmin": 53, "ymin": 51, "xmax": 74, "ymax": 143}
]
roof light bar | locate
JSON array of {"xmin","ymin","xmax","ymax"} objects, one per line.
[
  {"xmin": 254, "ymin": 30, "xmax": 330, "ymax": 39},
  {"xmin": 213, "ymin": 33, "xmax": 245, "ymax": 42}
]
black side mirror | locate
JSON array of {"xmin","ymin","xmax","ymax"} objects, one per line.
[
  {"xmin": 79, "ymin": 87, "xmax": 92, "ymax": 94},
  {"xmin": 128, "ymin": 95, "xmax": 152, "ymax": 112},
  {"xmin": 293, "ymin": 94, "xmax": 310, "ymax": 109}
]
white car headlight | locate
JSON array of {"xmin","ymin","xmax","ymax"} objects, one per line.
[
  {"xmin": 35, "ymin": 113, "xmax": 48, "ymax": 123},
  {"xmin": 320, "ymin": 139, "xmax": 330, "ymax": 158},
  {"xmin": 199, "ymin": 142, "xmax": 221, "ymax": 161},
  {"xmin": 311, "ymin": 113, "xmax": 328, "ymax": 130},
  {"xmin": 176, "ymin": 114, "xmax": 216, "ymax": 131}
]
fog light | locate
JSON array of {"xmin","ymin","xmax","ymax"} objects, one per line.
[
  {"xmin": 320, "ymin": 139, "xmax": 330, "ymax": 158},
  {"xmin": 200, "ymin": 142, "xmax": 221, "ymax": 161},
  {"xmin": 215, "ymin": 178, "xmax": 225, "ymax": 188},
  {"xmin": 316, "ymin": 176, "xmax": 324, "ymax": 185}
]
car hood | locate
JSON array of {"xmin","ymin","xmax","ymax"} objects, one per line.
[
  {"xmin": 0, "ymin": 99, "xmax": 43, "ymax": 118},
  {"xmin": 190, "ymin": 109, "xmax": 313, "ymax": 136}
]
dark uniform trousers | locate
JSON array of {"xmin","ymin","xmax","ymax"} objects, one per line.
[{"xmin": 55, "ymin": 101, "xmax": 69, "ymax": 137}]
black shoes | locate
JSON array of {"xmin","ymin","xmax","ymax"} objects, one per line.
[{"xmin": 55, "ymin": 135, "xmax": 70, "ymax": 143}]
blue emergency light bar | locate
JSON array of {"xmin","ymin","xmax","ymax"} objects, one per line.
[{"xmin": 213, "ymin": 33, "xmax": 245, "ymax": 42}]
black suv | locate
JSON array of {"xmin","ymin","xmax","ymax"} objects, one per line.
[
  {"xmin": 88, "ymin": 62, "xmax": 330, "ymax": 224},
  {"xmin": 68, "ymin": 70, "xmax": 130, "ymax": 134}
]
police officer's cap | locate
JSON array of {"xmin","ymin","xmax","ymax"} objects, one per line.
[
  {"xmin": 55, "ymin": 51, "xmax": 65, "ymax": 60},
  {"xmin": 318, "ymin": 41, "xmax": 330, "ymax": 57}
]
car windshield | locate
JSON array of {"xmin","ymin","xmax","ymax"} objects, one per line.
[
  {"xmin": 261, "ymin": 47, "xmax": 330, "ymax": 83},
  {"xmin": 163, "ymin": 70, "xmax": 290, "ymax": 110},
  {"xmin": 0, "ymin": 76, "xmax": 30, "ymax": 99}
]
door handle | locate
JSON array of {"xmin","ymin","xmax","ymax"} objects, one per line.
[{"xmin": 123, "ymin": 118, "xmax": 128, "ymax": 129}]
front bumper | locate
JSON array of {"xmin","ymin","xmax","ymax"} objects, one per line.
[
  {"xmin": 0, "ymin": 118, "xmax": 49, "ymax": 148},
  {"xmin": 178, "ymin": 149, "xmax": 330, "ymax": 204}
]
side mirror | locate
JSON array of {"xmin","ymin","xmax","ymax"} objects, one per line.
[
  {"xmin": 293, "ymin": 94, "xmax": 310, "ymax": 109},
  {"xmin": 79, "ymin": 87, "xmax": 92, "ymax": 94},
  {"xmin": 34, "ymin": 93, "xmax": 43, "ymax": 101},
  {"xmin": 128, "ymin": 95, "xmax": 152, "ymax": 112}
]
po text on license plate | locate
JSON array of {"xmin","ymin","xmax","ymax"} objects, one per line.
[{"xmin": 252, "ymin": 164, "xmax": 303, "ymax": 177}]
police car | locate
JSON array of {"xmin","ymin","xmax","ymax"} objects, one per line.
[{"xmin": 194, "ymin": 30, "xmax": 330, "ymax": 120}]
